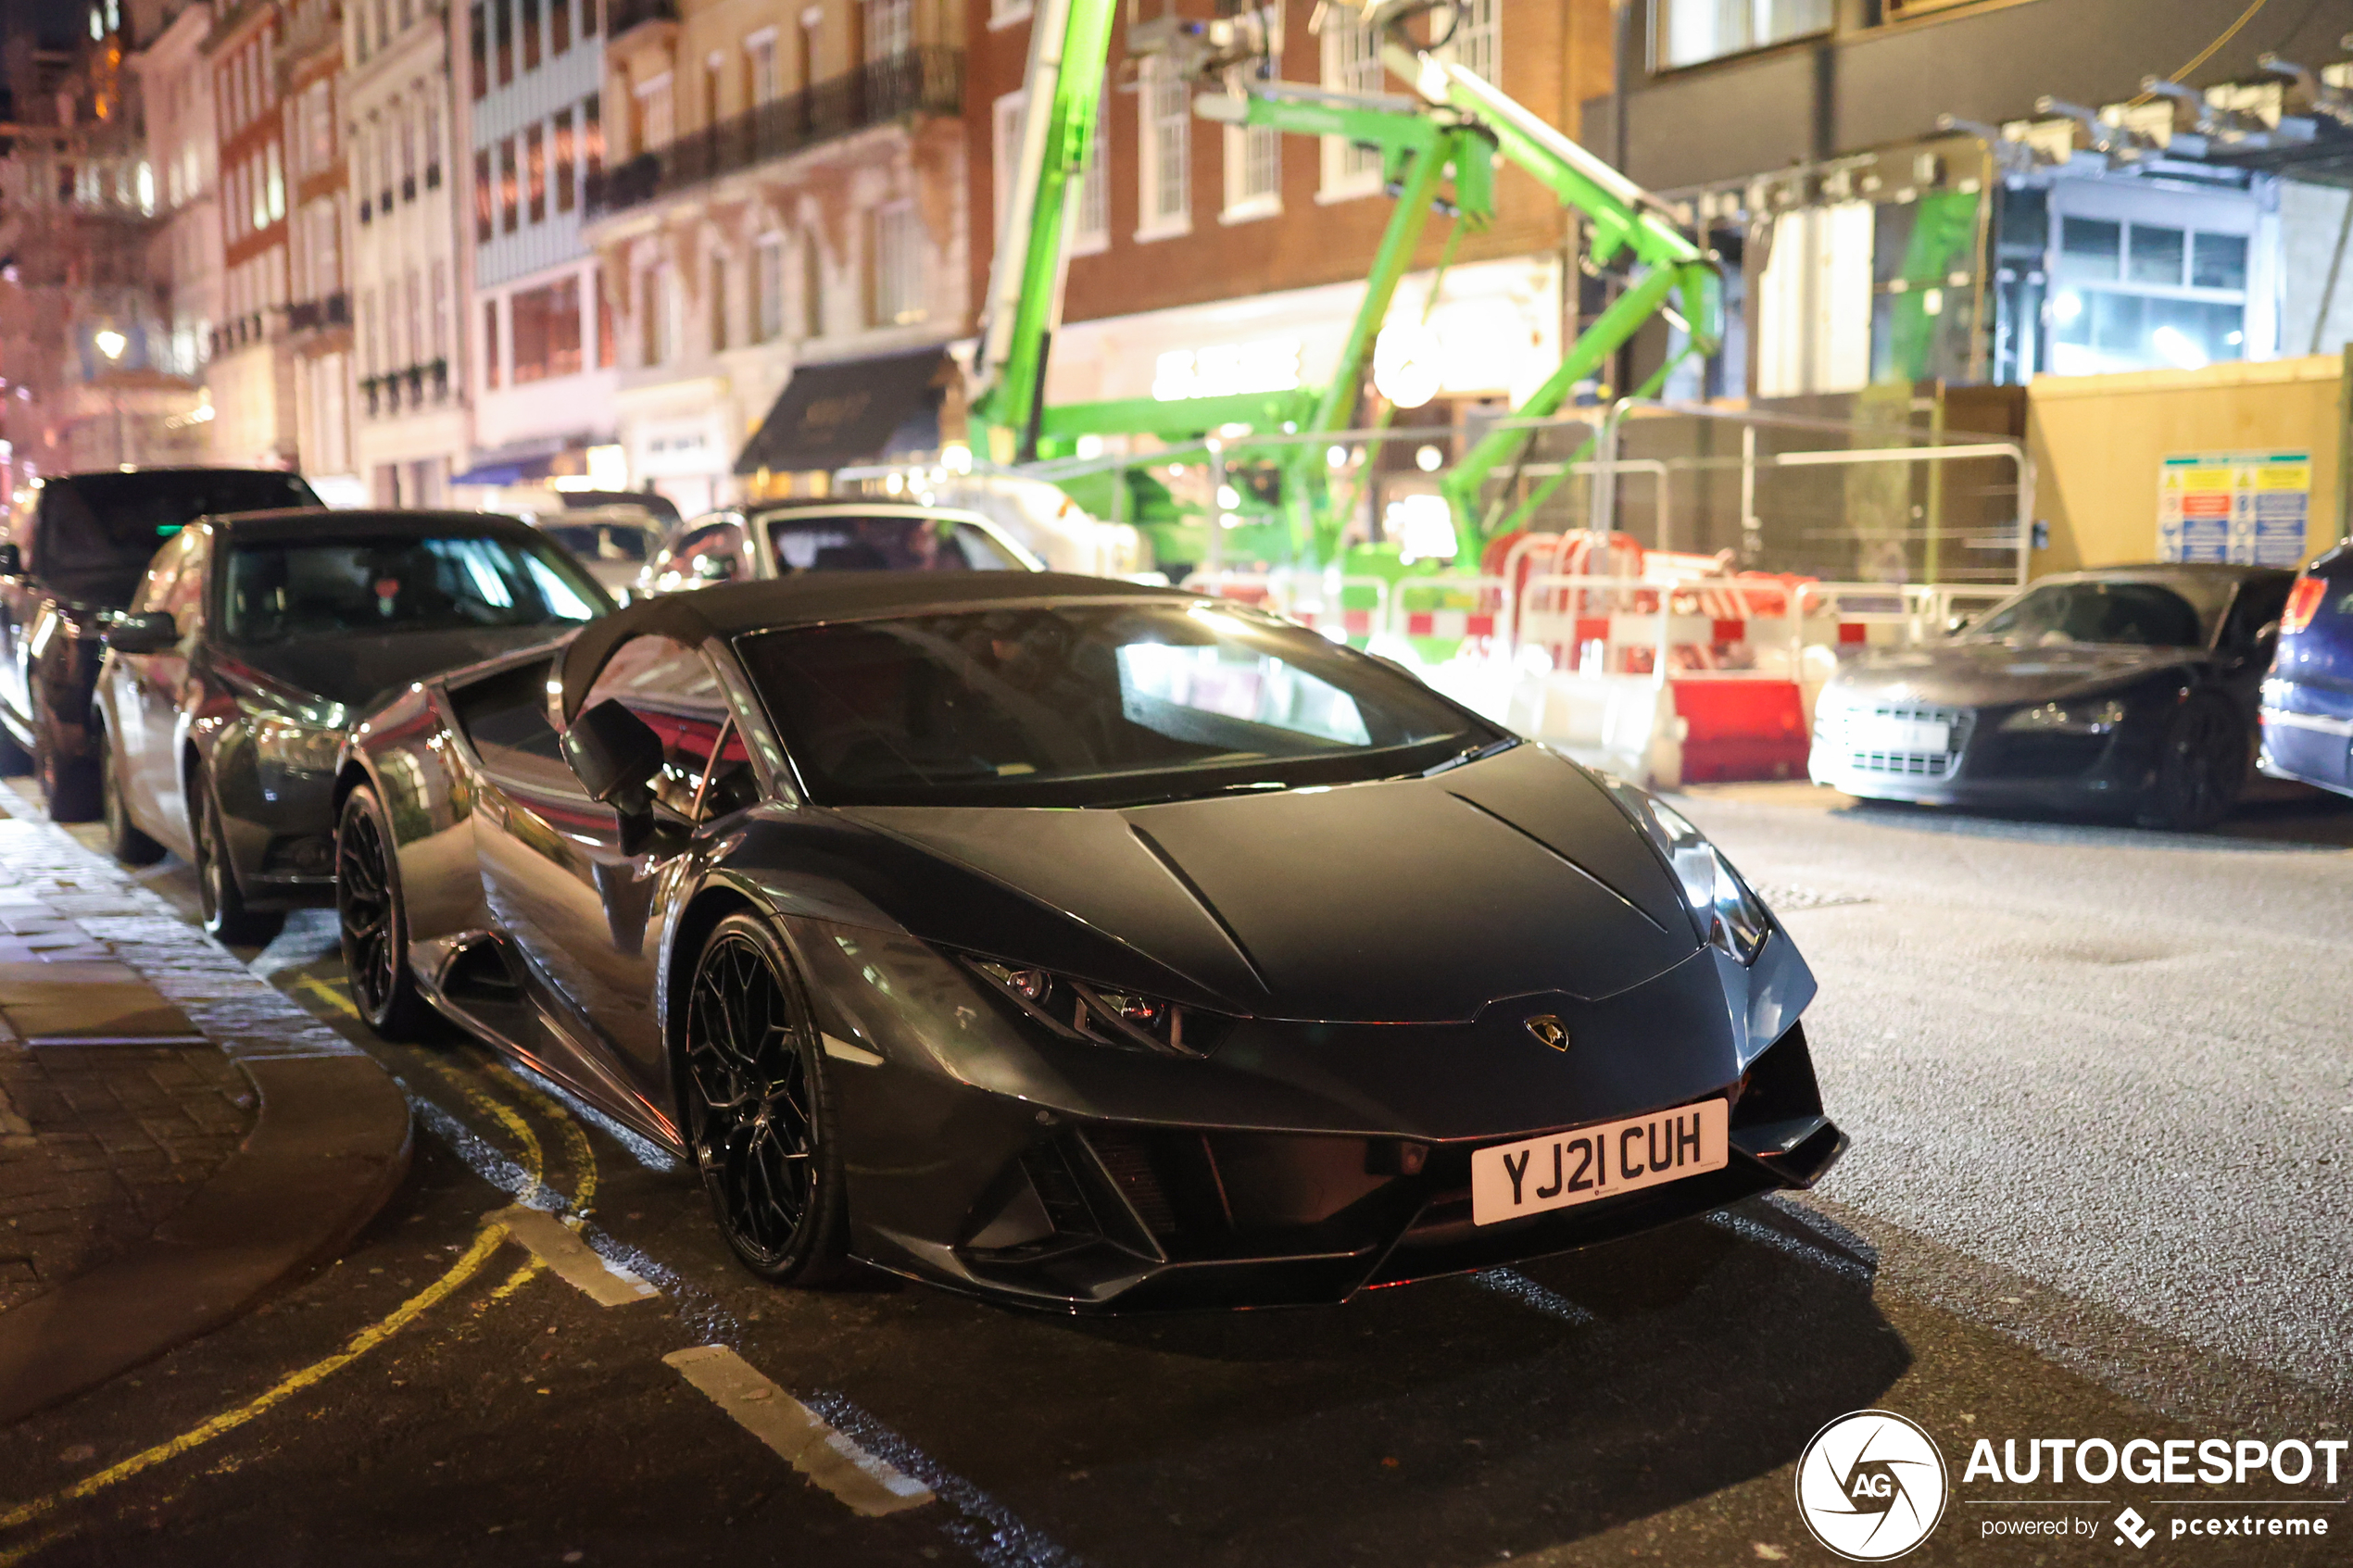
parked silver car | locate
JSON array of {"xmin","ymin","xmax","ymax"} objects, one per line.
[{"xmin": 637, "ymin": 500, "xmax": 1042, "ymax": 596}]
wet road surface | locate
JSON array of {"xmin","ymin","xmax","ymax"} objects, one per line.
[{"xmin": 2, "ymin": 783, "xmax": 2348, "ymax": 1566}]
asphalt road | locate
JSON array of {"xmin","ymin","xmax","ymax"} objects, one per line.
[{"xmin": 3, "ymin": 781, "xmax": 2349, "ymax": 1567}]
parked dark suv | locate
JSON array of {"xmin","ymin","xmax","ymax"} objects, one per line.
[{"xmin": 0, "ymin": 468, "xmax": 321, "ymax": 817}]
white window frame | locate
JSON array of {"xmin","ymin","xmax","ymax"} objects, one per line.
[
  {"xmin": 1135, "ymin": 55, "xmax": 1190, "ymax": 242},
  {"xmin": 864, "ymin": 0, "xmax": 912, "ymax": 65},
  {"xmin": 1318, "ymin": 11, "xmax": 1383, "ymax": 203},
  {"xmin": 1070, "ymin": 87, "xmax": 1109, "ymax": 256},
  {"xmin": 988, "ymin": 0, "xmax": 1031, "ymax": 31},
  {"xmin": 1221, "ymin": 7, "xmax": 1282, "ymax": 223},
  {"xmin": 1653, "ymin": 0, "xmax": 1832, "ymax": 73},
  {"xmin": 745, "ymin": 27, "xmax": 781, "ymax": 106},
  {"xmin": 871, "ymin": 199, "xmax": 926, "ymax": 326},
  {"xmin": 1439, "ymin": 0, "xmax": 1498, "ymax": 85},
  {"xmin": 992, "ymin": 90, "xmax": 1025, "ymax": 246}
]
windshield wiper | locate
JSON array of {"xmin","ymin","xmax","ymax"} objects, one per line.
[{"xmin": 1421, "ymin": 735, "xmax": 1518, "ymax": 777}]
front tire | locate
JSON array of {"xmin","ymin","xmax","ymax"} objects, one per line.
[
  {"xmin": 99, "ymin": 726, "xmax": 164, "ymax": 866},
  {"xmin": 337, "ymin": 784, "xmax": 429, "ymax": 1039},
  {"xmin": 193, "ymin": 776, "xmax": 272, "ymax": 944},
  {"xmin": 684, "ymin": 913, "xmax": 849, "ymax": 1284},
  {"xmin": 2137, "ymin": 693, "xmax": 2246, "ymax": 833}
]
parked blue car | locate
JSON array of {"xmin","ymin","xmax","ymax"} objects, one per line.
[{"xmin": 2259, "ymin": 542, "xmax": 2353, "ymax": 797}]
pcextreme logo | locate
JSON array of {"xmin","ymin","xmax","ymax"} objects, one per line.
[{"xmin": 1794, "ymin": 1410, "xmax": 1952, "ymax": 1561}]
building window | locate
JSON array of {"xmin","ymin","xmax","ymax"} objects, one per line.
[
  {"xmin": 431, "ymin": 259, "xmax": 448, "ymax": 360},
  {"xmin": 865, "ymin": 0, "xmax": 912, "ymax": 64},
  {"xmin": 870, "ymin": 202, "xmax": 925, "ymax": 326},
  {"xmin": 635, "ymin": 73, "xmax": 673, "ymax": 154},
  {"xmin": 991, "ymin": 91, "xmax": 1026, "ymax": 246},
  {"xmin": 1224, "ymin": 120, "xmax": 1280, "ymax": 222},
  {"xmin": 474, "ymin": 149, "xmax": 494, "ymax": 242},
  {"xmin": 642, "ymin": 265, "xmax": 671, "ymax": 364},
  {"xmin": 470, "ymin": 3, "xmax": 488, "ymax": 96},
  {"xmin": 2049, "ymin": 214, "xmax": 2252, "ymax": 376},
  {"xmin": 746, "ymin": 31, "xmax": 779, "ymax": 106},
  {"xmin": 989, "ymin": 0, "xmax": 1031, "ymax": 29},
  {"xmin": 754, "ymin": 233, "xmax": 785, "ymax": 342},
  {"xmin": 1443, "ymin": 0, "xmax": 1498, "ymax": 83},
  {"xmin": 709, "ymin": 254, "xmax": 729, "ymax": 352},
  {"xmin": 522, "ymin": 0, "xmax": 541, "ymax": 71},
  {"xmin": 484, "ymin": 297, "xmax": 502, "ymax": 387},
  {"xmin": 1137, "ymin": 56, "xmax": 1189, "ymax": 240},
  {"xmin": 554, "ymin": 107, "xmax": 576, "ymax": 213},
  {"xmin": 1320, "ymin": 11, "xmax": 1382, "ymax": 199},
  {"xmin": 496, "ymin": 0, "xmax": 514, "ymax": 84},
  {"xmin": 526, "ymin": 123, "xmax": 546, "ymax": 222},
  {"xmin": 1072, "ymin": 88, "xmax": 1109, "ymax": 254},
  {"xmin": 597, "ymin": 269, "xmax": 616, "ymax": 365},
  {"xmin": 802, "ymin": 232, "xmax": 824, "ymax": 339},
  {"xmin": 498, "ymin": 137, "xmax": 519, "ymax": 232},
  {"xmin": 423, "ymin": 98, "xmax": 442, "ymax": 185},
  {"xmin": 513, "ymin": 275, "xmax": 583, "ymax": 382},
  {"xmin": 552, "ymin": 0, "xmax": 570, "ymax": 55},
  {"xmin": 585, "ymin": 95, "xmax": 603, "ymax": 185},
  {"xmin": 1654, "ymin": 0, "xmax": 1831, "ymax": 71}
]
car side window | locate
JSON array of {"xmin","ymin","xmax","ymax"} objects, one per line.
[
  {"xmin": 451, "ymin": 659, "xmax": 573, "ymax": 790},
  {"xmin": 580, "ymin": 634, "xmax": 755, "ymax": 821}
]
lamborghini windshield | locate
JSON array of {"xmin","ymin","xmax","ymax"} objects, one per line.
[
  {"xmin": 736, "ymin": 598, "xmax": 1501, "ymax": 807},
  {"xmin": 1964, "ymin": 580, "xmax": 2210, "ymax": 648}
]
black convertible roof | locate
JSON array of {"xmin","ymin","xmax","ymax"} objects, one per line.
[{"xmin": 558, "ymin": 571, "xmax": 1190, "ymax": 721}]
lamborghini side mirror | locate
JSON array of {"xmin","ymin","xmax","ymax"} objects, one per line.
[{"xmin": 562, "ymin": 697, "xmax": 666, "ymax": 827}]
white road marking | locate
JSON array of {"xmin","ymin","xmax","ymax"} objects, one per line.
[
  {"xmin": 489, "ymin": 1205, "xmax": 660, "ymax": 1306},
  {"xmin": 663, "ymin": 1346, "xmax": 934, "ymax": 1517}
]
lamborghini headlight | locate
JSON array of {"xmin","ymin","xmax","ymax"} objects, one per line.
[
  {"xmin": 963, "ymin": 957, "xmax": 1226, "ymax": 1057},
  {"xmin": 2000, "ymin": 696, "xmax": 2126, "ymax": 734},
  {"xmin": 242, "ymin": 698, "xmax": 347, "ymax": 772},
  {"xmin": 1598, "ymin": 776, "xmax": 1773, "ymax": 965}
]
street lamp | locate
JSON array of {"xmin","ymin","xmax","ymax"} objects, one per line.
[{"xmin": 94, "ymin": 328, "xmax": 129, "ymax": 467}]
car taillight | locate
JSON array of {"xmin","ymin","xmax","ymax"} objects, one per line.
[{"xmin": 2282, "ymin": 576, "xmax": 2324, "ymax": 635}]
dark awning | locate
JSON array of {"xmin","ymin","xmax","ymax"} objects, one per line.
[
  {"xmin": 453, "ymin": 435, "xmax": 583, "ymax": 487},
  {"xmin": 733, "ymin": 347, "xmax": 951, "ymax": 476}
]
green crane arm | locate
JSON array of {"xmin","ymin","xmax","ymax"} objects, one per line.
[{"xmin": 967, "ymin": 0, "xmax": 1120, "ymax": 460}]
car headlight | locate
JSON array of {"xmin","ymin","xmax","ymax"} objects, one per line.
[
  {"xmin": 2000, "ymin": 697, "xmax": 2126, "ymax": 734},
  {"xmin": 963, "ymin": 957, "xmax": 1226, "ymax": 1057},
  {"xmin": 1597, "ymin": 775, "xmax": 1773, "ymax": 965},
  {"xmin": 242, "ymin": 698, "xmax": 346, "ymax": 772}
]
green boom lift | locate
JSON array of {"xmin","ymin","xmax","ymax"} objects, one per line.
[{"xmin": 966, "ymin": 0, "xmax": 1724, "ymax": 570}]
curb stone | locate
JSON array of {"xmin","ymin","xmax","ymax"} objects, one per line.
[{"xmin": 0, "ymin": 808, "xmax": 412, "ymax": 1425}]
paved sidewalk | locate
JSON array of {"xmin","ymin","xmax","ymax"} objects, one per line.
[{"xmin": 0, "ymin": 784, "xmax": 413, "ymax": 1423}]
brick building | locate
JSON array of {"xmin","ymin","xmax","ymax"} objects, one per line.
[{"xmin": 963, "ymin": 0, "xmax": 1616, "ymax": 437}]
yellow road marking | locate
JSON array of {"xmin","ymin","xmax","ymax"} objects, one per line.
[
  {"xmin": 488, "ymin": 1063, "xmax": 601, "ymax": 1215},
  {"xmin": 0, "ymin": 1223, "xmax": 515, "ymax": 1538},
  {"xmin": 487, "ymin": 1258, "xmax": 544, "ymax": 1302},
  {"xmin": 422, "ymin": 1059, "xmax": 548, "ymax": 1208},
  {"xmin": 296, "ymin": 972, "xmax": 359, "ymax": 1018}
]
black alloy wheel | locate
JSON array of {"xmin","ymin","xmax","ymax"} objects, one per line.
[
  {"xmin": 192, "ymin": 776, "xmax": 272, "ymax": 944},
  {"xmin": 336, "ymin": 784, "xmax": 428, "ymax": 1038},
  {"xmin": 99, "ymin": 725, "xmax": 164, "ymax": 866},
  {"xmin": 684, "ymin": 913, "xmax": 849, "ymax": 1284},
  {"xmin": 2138, "ymin": 693, "xmax": 2246, "ymax": 833}
]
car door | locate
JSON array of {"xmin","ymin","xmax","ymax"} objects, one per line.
[
  {"xmin": 2216, "ymin": 574, "xmax": 2295, "ymax": 717},
  {"xmin": 0, "ymin": 493, "xmax": 43, "ymax": 738},
  {"xmin": 471, "ymin": 633, "xmax": 756, "ymax": 1114},
  {"xmin": 103, "ymin": 529, "xmax": 200, "ymax": 847}
]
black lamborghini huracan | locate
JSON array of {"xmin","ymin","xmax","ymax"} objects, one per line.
[{"xmin": 334, "ymin": 573, "xmax": 1843, "ymax": 1311}]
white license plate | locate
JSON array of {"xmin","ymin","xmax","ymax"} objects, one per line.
[
  {"xmin": 1470, "ymin": 1099, "xmax": 1730, "ymax": 1225},
  {"xmin": 1852, "ymin": 716, "xmax": 1951, "ymax": 753}
]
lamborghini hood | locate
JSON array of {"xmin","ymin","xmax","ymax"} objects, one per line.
[{"xmin": 842, "ymin": 744, "xmax": 1701, "ymax": 1023}]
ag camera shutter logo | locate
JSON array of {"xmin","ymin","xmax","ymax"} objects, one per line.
[{"xmin": 1794, "ymin": 1410, "xmax": 1950, "ymax": 1561}]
